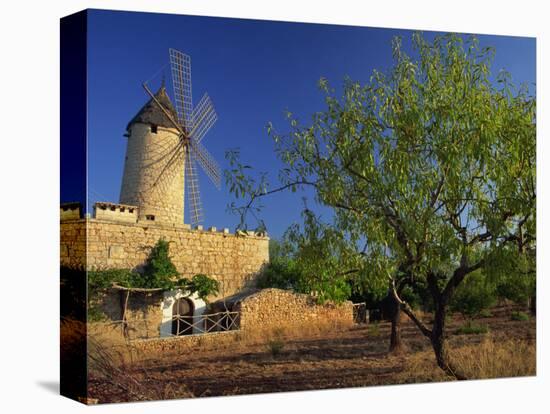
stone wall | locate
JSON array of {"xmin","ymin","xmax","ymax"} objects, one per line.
[
  {"xmin": 237, "ymin": 288, "xmax": 354, "ymax": 332},
  {"xmin": 131, "ymin": 330, "xmax": 240, "ymax": 354},
  {"xmin": 60, "ymin": 218, "xmax": 269, "ymax": 301},
  {"xmin": 93, "ymin": 290, "xmax": 164, "ymax": 340},
  {"xmin": 89, "ymin": 288, "xmax": 354, "ymax": 350},
  {"xmin": 60, "ymin": 219, "xmax": 86, "ymax": 269}
]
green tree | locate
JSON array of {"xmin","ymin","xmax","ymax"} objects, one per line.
[
  {"xmin": 488, "ymin": 244, "xmax": 536, "ymax": 310},
  {"xmin": 226, "ymin": 33, "xmax": 535, "ymax": 378},
  {"xmin": 259, "ymin": 209, "xmax": 386, "ymax": 304},
  {"xmin": 450, "ymin": 270, "xmax": 497, "ymax": 319}
]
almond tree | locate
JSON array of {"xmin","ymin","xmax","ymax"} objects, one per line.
[{"xmin": 226, "ymin": 33, "xmax": 535, "ymax": 377}]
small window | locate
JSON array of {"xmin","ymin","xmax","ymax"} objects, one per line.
[
  {"xmin": 145, "ymin": 214, "xmax": 155, "ymax": 221},
  {"xmin": 151, "ymin": 124, "xmax": 158, "ymax": 134}
]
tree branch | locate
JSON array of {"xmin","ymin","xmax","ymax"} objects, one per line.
[{"xmin": 390, "ymin": 279, "xmax": 432, "ymax": 338}]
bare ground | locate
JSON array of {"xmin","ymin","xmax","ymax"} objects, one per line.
[{"xmin": 88, "ymin": 305, "xmax": 536, "ymax": 403}]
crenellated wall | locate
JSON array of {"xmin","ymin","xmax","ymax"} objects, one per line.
[
  {"xmin": 60, "ymin": 202, "xmax": 82, "ymax": 221},
  {"xmin": 94, "ymin": 202, "xmax": 138, "ymax": 223},
  {"xmin": 60, "ymin": 216, "xmax": 269, "ymax": 301}
]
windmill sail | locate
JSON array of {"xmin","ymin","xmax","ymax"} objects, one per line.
[
  {"xmin": 142, "ymin": 48, "xmax": 221, "ymax": 226},
  {"xmin": 169, "ymin": 48, "xmax": 193, "ymax": 131},
  {"xmin": 185, "ymin": 149, "xmax": 203, "ymax": 224},
  {"xmin": 190, "ymin": 93, "xmax": 218, "ymax": 144},
  {"xmin": 190, "ymin": 138, "xmax": 221, "ymax": 189}
]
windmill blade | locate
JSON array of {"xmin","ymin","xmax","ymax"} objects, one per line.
[
  {"xmin": 185, "ymin": 149, "xmax": 204, "ymax": 225},
  {"xmin": 190, "ymin": 138, "xmax": 221, "ymax": 189},
  {"xmin": 169, "ymin": 48, "xmax": 193, "ymax": 131},
  {"xmin": 190, "ymin": 93, "xmax": 218, "ymax": 144}
]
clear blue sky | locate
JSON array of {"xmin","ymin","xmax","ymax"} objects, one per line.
[{"xmin": 86, "ymin": 9, "xmax": 535, "ymax": 239}]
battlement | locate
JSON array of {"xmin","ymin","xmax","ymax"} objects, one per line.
[
  {"xmin": 93, "ymin": 202, "xmax": 139, "ymax": 223},
  {"xmin": 60, "ymin": 202, "xmax": 82, "ymax": 221},
  {"xmin": 60, "ymin": 201, "xmax": 268, "ymax": 239}
]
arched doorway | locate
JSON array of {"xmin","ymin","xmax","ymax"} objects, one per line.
[{"xmin": 172, "ymin": 297, "xmax": 194, "ymax": 335}]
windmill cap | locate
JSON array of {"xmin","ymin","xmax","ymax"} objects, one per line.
[{"xmin": 126, "ymin": 85, "xmax": 179, "ymax": 131}]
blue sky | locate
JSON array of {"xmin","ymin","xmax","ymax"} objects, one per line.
[{"xmin": 86, "ymin": 9, "xmax": 535, "ymax": 239}]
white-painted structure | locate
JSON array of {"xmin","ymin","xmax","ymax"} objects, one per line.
[{"xmin": 160, "ymin": 290, "xmax": 206, "ymax": 336}]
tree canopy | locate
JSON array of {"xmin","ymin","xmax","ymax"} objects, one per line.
[{"xmin": 226, "ymin": 32, "xmax": 536, "ymax": 377}]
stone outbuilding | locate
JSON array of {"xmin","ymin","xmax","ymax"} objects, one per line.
[{"xmin": 92, "ymin": 287, "xmax": 354, "ymax": 341}]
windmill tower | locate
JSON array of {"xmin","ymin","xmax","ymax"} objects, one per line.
[{"xmin": 119, "ymin": 49, "xmax": 220, "ymax": 225}]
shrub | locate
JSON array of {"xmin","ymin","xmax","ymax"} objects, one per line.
[
  {"xmin": 188, "ymin": 274, "xmax": 220, "ymax": 302},
  {"xmin": 479, "ymin": 309, "xmax": 493, "ymax": 318},
  {"xmin": 87, "ymin": 306, "xmax": 108, "ymax": 322},
  {"xmin": 496, "ymin": 272, "xmax": 535, "ymax": 306},
  {"xmin": 369, "ymin": 321, "xmax": 380, "ymax": 337},
  {"xmin": 265, "ymin": 327, "xmax": 285, "ymax": 356},
  {"xmin": 139, "ymin": 238, "xmax": 179, "ymax": 289},
  {"xmin": 456, "ymin": 321, "xmax": 489, "ymax": 335},
  {"xmin": 257, "ymin": 257, "xmax": 301, "ymax": 290},
  {"xmin": 511, "ymin": 311, "xmax": 530, "ymax": 321},
  {"xmin": 266, "ymin": 339, "xmax": 285, "ymax": 357},
  {"xmin": 450, "ymin": 271, "xmax": 496, "ymax": 319},
  {"xmin": 88, "ymin": 268, "xmax": 134, "ymax": 292}
]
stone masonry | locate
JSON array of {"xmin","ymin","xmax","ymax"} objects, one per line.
[
  {"xmin": 119, "ymin": 86, "xmax": 187, "ymax": 225},
  {"xmin": 119, "ymin": 122, "xmax": 185, "ymax": 225},
  {"xmin": 125, "ymin": 288, "xmax": 354, "ymax": 352},
  {"xmin": 60, "ymin": 213, "xmax": 269, "ymax": 302},
  {"xmin": 236, "ymin": 288, "xmax": 354, "ymax": 332}
]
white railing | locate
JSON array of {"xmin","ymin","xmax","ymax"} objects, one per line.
[
  {"xmin": 91, "ymin": 310, "xmax": 240, "ymax": 340},
  {"xmin": 170, "ymin": 311, "xmax": 240, "ymax": 335}
]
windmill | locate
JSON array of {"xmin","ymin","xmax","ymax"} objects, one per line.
[{"xmin": 141, "ymin": 48, "xmax": 221, "ymax": 225}]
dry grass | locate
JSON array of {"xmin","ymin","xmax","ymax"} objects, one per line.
[
  {"xmin": 248, "ymin": 318, "xmax": 352, "ymax": 344},
  {"xmin": 451, "ymin": 335, "xmax": 536, "ymax": 379},
  {"xmin": 88, "ymin": 336, "xmax": 194, "ymax": 403},
  {"xmin": 86, "ymin": 318, "xmax": 348, "ymax": 402},
  {"xmin": 87, "ymin": 317, "xmax": 349, "ymax": 351},
  {"xmin": 401, "ymin": 335, "xmax": 536, "ymax": 383},
  {"xmin": 84, "ymin": 306, "xmax": 535, "ymax": 403}
]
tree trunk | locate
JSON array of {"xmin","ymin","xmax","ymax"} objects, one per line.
[
  {"xmin": 388, "ymin": 291, "xmax": 404, "ymax": 353},
  {"xmin": 431, "ymin": 303, "xmax": 467, "ymax": 380}
]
